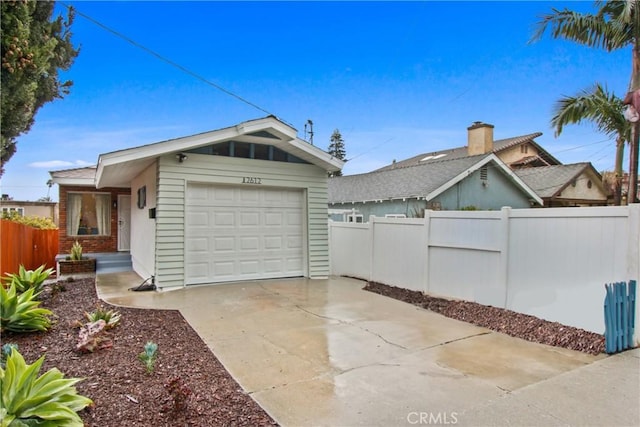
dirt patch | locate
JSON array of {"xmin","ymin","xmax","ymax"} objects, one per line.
[
  {"xmin": 363, "ymin": 281, "xmax": 605, "ymax": 355},
  {"xmin": 4, "ymin": 278, "xmax": 277, "ymax": 426}
]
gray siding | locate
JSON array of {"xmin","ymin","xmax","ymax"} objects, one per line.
[{"xmin": 155, "ymin": 153, "xmax": 330, "ymax": 289}]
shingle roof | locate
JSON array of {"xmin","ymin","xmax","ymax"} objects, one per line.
[
  {"xmin": 514, "ymin": 163, "xmax": 590, "ymax": 198},
  {"xmin": 328, "ymin": 154, "xmax": 489, "ymax": 203},
  {"xmin": 374, "ymin": 132, "xmax": 554, "ymax": 172},
  {"xmin": 49, "ymin": 166, "xmax": 97, "ymax": 180}
]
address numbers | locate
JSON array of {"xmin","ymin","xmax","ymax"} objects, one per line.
[{"xmin": 242, "ymin": 177, "xmax": 262, "ymax": 184}]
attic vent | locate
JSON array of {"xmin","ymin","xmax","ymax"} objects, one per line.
[
  {"xmin": 480, "ymin": 165, "xmax": 488, "ymax": 181},
  {"xmin": 421, "ymin": 153, "xmax": 447, "ymax": 162},
  {"xmin": 247, "ymin": 130, "xmax": 279, "ymax": 139}
]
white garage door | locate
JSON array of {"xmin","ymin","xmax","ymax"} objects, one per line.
[{"xmin": 185, "ymin": 183, "xmax": 304, "ymax": 285}]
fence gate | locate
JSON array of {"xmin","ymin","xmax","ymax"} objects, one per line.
[{"xmin": 604, "ymin": 280, "xmax": 636, "ymax": 354}]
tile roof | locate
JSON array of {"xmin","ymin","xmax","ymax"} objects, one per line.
[
  {"xmin": 328, "ymin": 154, "xmax": 489, "ymax": 203},
  {"xmin": 514, "ymin": 163, "xmax": 590, "ymax": 198}
]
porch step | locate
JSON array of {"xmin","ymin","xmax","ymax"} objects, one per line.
[{"xmin": 94, "ymin": 252, "xmax": 133, "ymax": 274}]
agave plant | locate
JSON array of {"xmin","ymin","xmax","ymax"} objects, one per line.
[
  {"xmin": 2, "ymin": 265, "xmax": 54, "ymax": 294},
  {"xmin": 138, "ymin": 341, "xmax": 159, "ymax": 373},
  {"xmin": 84, "ymin": 305, "xmax": 121, "ymax": 329},
  {"xmin": 0, "ymin": 283, "xmax": 52, "ymax": 333},
  {"xmin": 69, "ymin": 241, "xmax": 83, "ymax": 261},
  {"xmin": 0, "ymin": 349, "xmax": 92, "ymax": 427}
]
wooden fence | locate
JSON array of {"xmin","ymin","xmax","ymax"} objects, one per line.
[{"xmin": 0, "ymin": 219, "xmax": 59, "ymax": 276}]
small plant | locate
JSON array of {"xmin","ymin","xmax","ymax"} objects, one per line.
[
  {"xmin": 70, "ymin": 240, "xmax": 83, "ymax": 261},
  {"xmin": 2, "ymin": 264, "xmax": 54, "ymax": 294},
  {"xmin": 138, "ymin": 341, "xmax": 158, "ymax": 373},
  {"xmin": 0, "ymin": 343, "xmax": 18, "ymax": 368},
  {"xmin": 84, "ymin": 305, "xmax": 121, "ymax": 329},
  {"xmin": 0, "ymin": 348, "xmax": 92, "ymax": 426},
  {"xmin": 162, "ymin": 376, "xmax": 192, "ymax": 413},
  {"xmin": 0, "ymin": 282, "xmax": 52, "ymax": 333}
]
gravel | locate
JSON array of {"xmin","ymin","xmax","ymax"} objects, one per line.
[{"xmin": 364, "ymin": 281, "xmax": 605, "ymax": 355}]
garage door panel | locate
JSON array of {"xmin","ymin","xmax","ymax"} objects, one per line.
[
  {"xmin": 240, "ymin": 212, "xmax": 260, "ymax": 226},
  {"xmin": 213, "ymin": 237, "xmax": 234, "ymax": 252},
  {"xmin": 240, "ymin": 236, "xmax": 260, "ymax": 251},
  {"xmin": 213, "ymin": 212, "xmax": 234, "ymax": 227},
  {"xmin": 186, "ymin": 184, "xmax": 305, "ymax": 285}
]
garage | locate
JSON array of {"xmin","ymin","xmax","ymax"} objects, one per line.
[{"xmin": 185, "ymin": 183, "xmax": 305, "ymax": 284}]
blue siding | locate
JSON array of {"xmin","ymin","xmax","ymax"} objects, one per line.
[{"xmin": 436, "ymin": 167, "xmax": 531, "ymax": 210}]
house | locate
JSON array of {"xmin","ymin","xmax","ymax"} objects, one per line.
[
  {"xmin": 50, "ymin": 116, "xmax": 344, "ymax": 290},
  {"xmin": 514, "ymin": 163, "xmax": 608, "ymax": 207},
  {"xmin": 375, "ymin": 122, "xmax": 562, "ymax": 172},
  {"xmin": 328, "ymin": 151, "xmax": 543, "ymax": 218},
  {"xmin": 367, "ymin": 122, "xmax": 608, "ymax": 208},
  {"xmin": 0, "ymin": 195, "xmax": 59, "ymax": 224}
]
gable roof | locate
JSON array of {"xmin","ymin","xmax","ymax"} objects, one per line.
[
  {"xmin": 374, "ymin": 132, "xmax": 560, "ymax": 172},
  {"xmin": 70, "ymin": 116, "xmax": 344, "ymax": 188},
  {"xmin": 514, "ymin": 163, "xmax": 603, "ymax": 199},
  {"xmin": 328, "ymin": 153, "xmax": 542, "ymax": 205}
]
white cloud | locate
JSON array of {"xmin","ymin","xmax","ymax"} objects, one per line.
[{"xmin": 29, "ymin": 160, "xmax": 94, "ymax": 168}]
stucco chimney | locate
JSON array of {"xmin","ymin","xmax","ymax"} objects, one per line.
[{"xmin": 467, "ymin": 121, "xmax": 494, "ymax": 155}]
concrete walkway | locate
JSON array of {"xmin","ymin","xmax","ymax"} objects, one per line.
[{"xmin": 96, "ymin": 273, "xmax": 640, "ymax": 426}]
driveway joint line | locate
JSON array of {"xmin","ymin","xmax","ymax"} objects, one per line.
[
  {"xmin": 294, "ymin": 304, "xmax": 408, "ymax": 350},
  {"xmin": 417, "ymin": 331, "xmax": 493, "ymax": 351}
]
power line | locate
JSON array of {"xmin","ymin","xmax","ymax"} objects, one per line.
[{"xmin": 62, "ymin": 3, "xmax": 288, "ymax": 124}]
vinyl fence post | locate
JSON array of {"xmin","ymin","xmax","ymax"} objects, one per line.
[
  {"xmin": 422, "ymin": 210, "xmax": 431, "ymax": 294},
  {"xmin": 500, "ymin": 206, "xmax": 511, "ymax": 309},
  {"xmin": 628, "ymin": 204, "xmax": 640, "ymax": 346},
  {"xmin": 368, "ymin": 216, "xmax": 376, "ymax": 283}
]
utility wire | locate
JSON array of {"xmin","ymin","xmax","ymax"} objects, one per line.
[{"xmin": 63, "ymin": 3, "xmax": 286, "ymax": 124}]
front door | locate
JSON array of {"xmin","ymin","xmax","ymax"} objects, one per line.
[{"xmin": 118, "ymin": 195, "xmax": 131, "ymax": 251}]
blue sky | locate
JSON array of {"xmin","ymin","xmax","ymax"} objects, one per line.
[{"xmin": 0, "ymin": 1, "xmax": 629, "ymax": 202}]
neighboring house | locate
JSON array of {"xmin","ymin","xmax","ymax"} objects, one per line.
[
  {"xmin": 328, "ymin": 152, "xmax": 543, "ymax": 218},
  {"xmin": 514, "ymin": 163, "xmax": 608, "ymax": 207},
  {"xmin": 376, "ymin": 122, "xmax": 561, "ymax": 172},
  {"xmin": 0, "ymin": 195, "xmax": 59, "ymax": 224},
  {"xmin": 370, "ymin": 122, "xmax": 607, "ymax": 207},
  {"xmin": 50, "ymin": 116, "xmax": 343, "ymax": 290}
]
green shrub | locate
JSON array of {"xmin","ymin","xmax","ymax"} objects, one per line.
[
  {"xmin": 0, "ymin": 283, "xmax": 52, "ymax": 333},
  {"xmin": 0, "ymin": 349, "xmax": 92, "ymax": 427},
  {"xmin": 69, "ymin": 241, "xmax": 83, "ymax": 261},
  {"xmin": 2, "ymin": 265, "xmax": 54, "ymax": 294},
  {"xmin": 1, "ymin": 212, "xmax": 57, "ymax": 230}
]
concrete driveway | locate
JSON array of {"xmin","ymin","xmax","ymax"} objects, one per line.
[{"xmin": 97, "ymin": 274, "xmax": 638, "ymax": 427}]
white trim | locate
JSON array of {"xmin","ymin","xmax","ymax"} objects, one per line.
[
  {"xmin": 425, "ymin": 154, "xmax": 543, "ymax": 206},
  {"xmin": 96, "ymin": 117, "xmax": 345, "ymax": 188}
]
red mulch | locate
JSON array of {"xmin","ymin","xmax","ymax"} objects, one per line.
[
  {"xmin": 363, "ymin": 281, "xmax": 605, "ymax": 355},
  {"xmin": 3, "ymin": 277, "xmax": 278, "ymax": 426}
]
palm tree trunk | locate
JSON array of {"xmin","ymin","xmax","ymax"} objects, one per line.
[
  {"xmin": 629, "ymin": 121, "xmax": 640, "ymax": 203},
  {"xmin": 614, "ymin": 137, "xmax": 624, "ymax": 205}
]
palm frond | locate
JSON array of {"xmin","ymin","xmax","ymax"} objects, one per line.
[
  {"xmin": 551, "ymin": 84, "xmax": 630, "ymax": 142},
  {"xmin": 531, "ymin": 2, "xmax": 635, "ymax": 51}
]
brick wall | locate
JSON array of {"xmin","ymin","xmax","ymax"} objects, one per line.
[{"xmin": 58, "ymin": 185, "xmax": 131, "ymax": 254}]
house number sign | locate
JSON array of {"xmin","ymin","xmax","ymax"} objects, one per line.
[{"xmin": 242, "ymin": 177, "xmax": 262, "ymax": 184}]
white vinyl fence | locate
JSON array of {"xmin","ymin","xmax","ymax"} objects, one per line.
[{"xmin": 329, "ymin": 205, "xmax": 640, "ymax": 337}]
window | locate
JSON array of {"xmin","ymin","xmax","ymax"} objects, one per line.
[
  {"xmin": 520, "ymin": 145, "xmax": 529, "ymax": 154},
  {"xmin": 2, "ymin": 207, "xmax": 24, "ymax": 216},
  {"xmin": 347, "ymin": 213, "xmax": 364, "ymax": 223},
  {"xmin": 67, "ymin": 192, "xmax": 111, "ymax": 236}
]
